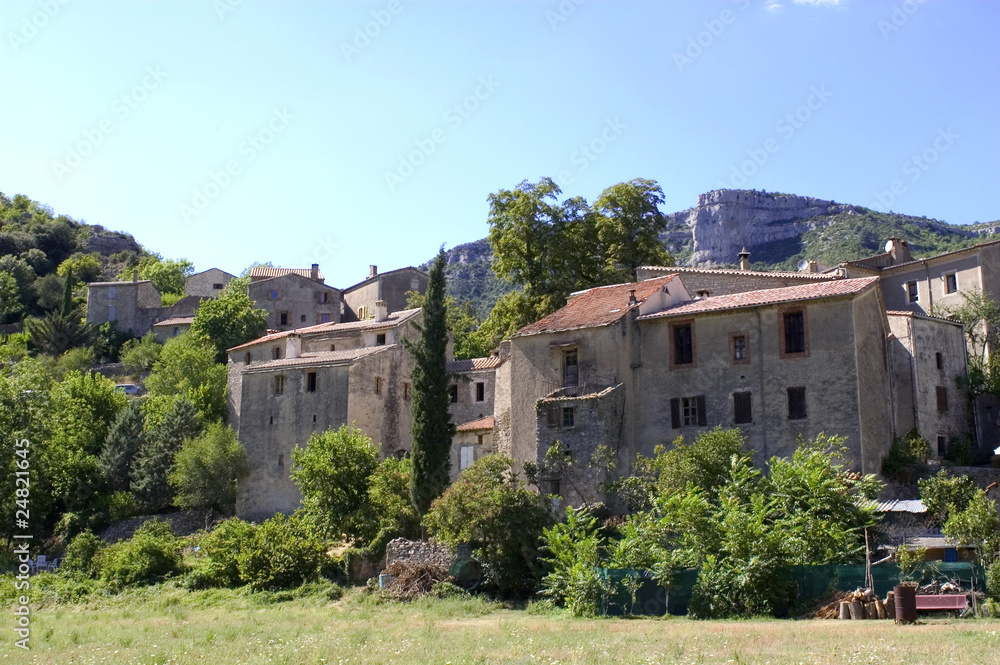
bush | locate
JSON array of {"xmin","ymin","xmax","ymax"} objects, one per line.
[
  {"xmin": 424, "ymin": 454, "xmax": 551, "ymax": 598},
  {"xmin": 881, "ymin": 429, "xmax": 930, "ymax": 484},
  {"xmin": 986, "ymin": 559, "xmax": 1000, "ymax": 599},
  {"xmin": 169, "ymin": 423, "xmax": 248, "ymax": 513},
  {"xmin": 540, "ymin": 507, "xmax": 606, "ymax": 616},
  {"xmin": 196, "ymin": 518, "xmax": 257, "ymax": 588},
  {"xmin": 237, "ymin": 513, "xmax": 325, "ymax": 591},
  {"xmin": 100, "ymin": 519, "xmax": 185, "ymax": 591},
  {"xmin": 918, "ymin": 470, "xmax": 979, "ymax": 526},
  {"xmin": 60, "ymin": 529, "xmax": 104, "ymax": 578}
]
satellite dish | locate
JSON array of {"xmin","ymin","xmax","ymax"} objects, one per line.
[
  {"xmin": 884, "ymin": 239, "xmax": 894, "ymax": 253},
  {"xmin": 796, "ymin": 260, "xmax": 810, "ymax": 272}
]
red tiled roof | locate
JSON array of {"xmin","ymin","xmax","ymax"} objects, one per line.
[
  {"xmin": 516, "ymin": 275, "xmax": 678, "ymax": 337},
  {"xmin": 886, "ymin": 310, "xmax": 963, "ymax": 325},
  {"xmin": 639, "ymin": 265, "xmax": 836, "ymax": 281},
  {"xmin": 152, "ymin": 316, "xmax": 195, "ymax": 327},
  {"xmin": 638, "ymin": 276, "xmax": 880, "ymax": 320},
  {"xmin": 456, "ymin": 415, "xmax": 494, "ymax": 432},
  {"xmin": 227, "ymin": 308, "xmax": 420, "ymax": 352},
  {"xmin": 242, "ymin": 346, "xmax": 388, "ymax": 371},
  {"xmin": 447, "ymin": 356, "xmax": 506, "ymax": 373},
  {"xmin": 248, "ymin": 266, "xmax": 324, "ymax": 281}
]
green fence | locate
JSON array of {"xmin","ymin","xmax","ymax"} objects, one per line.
[{"xmin": 598, "ymin": 562, "xmax": 986, "ymax": 616}]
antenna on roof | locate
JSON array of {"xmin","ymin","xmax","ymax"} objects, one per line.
[{"xmin": 796, "ymin": 259, "xmax": 810, "ymax": 272}]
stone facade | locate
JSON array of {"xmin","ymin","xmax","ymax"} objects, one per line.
[
  {"xmin": 85, "ymin": 279, "xmax": 162, "ymax": 336},
  {"xmin": 151, "ymin": 316, "xmax": 193, "ymax": 343},
  {"xmin": 451, "ymin": 416, "xmax": 494, "ymax": 482},
  {"xmin": 342, "ymin": 266, "xmax": 428, "ymax": 322},
  {"xmin": 228, "ymin": 309, "xmax": 421, "ymax": 521},
  {"xmin": 247, "ymin": 272, "xmax": 341, "ymax": 332},
  {"xmin": 184, "ymin": 268, "xmax": 235, "ymax": 298}
]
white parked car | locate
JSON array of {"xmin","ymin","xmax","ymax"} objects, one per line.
[{"xmin": 115, "ymin": 383, "xmax": 142, "ymax": 396}]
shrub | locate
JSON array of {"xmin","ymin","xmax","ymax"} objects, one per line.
[
  {"xmin": 918, "ymin": 470, "xmax": 979, "ymax": 526},
  {"xmin": 424, "ymin": 454, "xmax": 551, "ymax": 598},
  {"xmin": 540, "ymin": 507, "xmax": 606, "ymax": 616},
  {"xmin": 986, "ymin": 559, "xmax": 1000, "ymax": 599},
  {"xmin": 169, "ymin": 423, "xmax": 248, "ymax": 513},
  {"xmin": 60, "ymin": 530, "xmax": 104, "ymax": 578},
  {"xmin": 237, "ymin": 513, "xmax": 325, "ymax": 591},
  {"xmin": 197, "ymin": 518, "xmax": 257, "ymax": 588},
  {"xmin": 881, "ymin": 429, "xmax": 931, "ymax": 484},
  {"xmin": 100, "ymin": 519, "xmax": 185, "ymax": 591}
]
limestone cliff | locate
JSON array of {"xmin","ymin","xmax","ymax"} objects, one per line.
[{"xmin": 663, "ymin": 189, "xmax": 862, "ymax": 266}]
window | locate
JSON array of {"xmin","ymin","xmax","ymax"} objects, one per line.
[
  {"xmin": 212, "ymin": 283, "xmax": 223, "ymax": 290},
  {"xmin": 411, "ymin": 277, "xmax": 420, "ymax": 290},
  {"xmin": 271, "ymin": 290, "xmax": 279, "ymax": 301},
  {"xmin": 670, "ymin": 396, "xmax": 706, "ymax": 428},
  {"xmin": 403, "ymin": 382, "xmax": 410, "ymax": 400},
  {"xmin": 906, "ymin": 281, "xmax": 918, "ymax": 303},
  {"xmin": 731, "ymin": 333, "xmax": 748, "ymax": 363},
  {"xmin": 460, "ymin": 445, "xmax": 474, "ymax": 471},
  {"xmin": 475, "ymin": 382, "xmax": 485, "ymax": 402},
  {"xmin": 375, "ymin": 376, "xmax": 383, "ymax": 395},
  {"xmin": 563, "ymin": 350, "xmax": 578, "ymax": 387},
  {"xmin": 477, "ymin": 434, "xmax": 484, "ymax": 445},
  {"xmin": 273, "ymin": 346, "xmax": 281, "ymax": 360},
  {"xmin": 108, "ymin": 305, "xmax": 116, "ymax": 322},
  {"xmin": 357, "ymin": 306, "xmax": 367, "ymax": 319},
  {"xmin": 944, "ymin": 273, "xmax": 957, "ymax": 294},
  {"xmin": 449, "ymin": 385, "xmax": 458, "ymax": 403},
  {"xmin": 320, "ymin": 313, "xmax": 330, "ymax": 323},
  {"xmin": 672, "ymin": 323, "xmax": 694, "ymax": 366},
  {"xmin": 279, "ymin": 311, "xmax": 289, "ymax": 326},
  {"xmin": 278, "ymin": 453, "xmax": 283, "ymax": 468},
  {"xmin": 300, "ymin": 314, "xmax": 306, "ymax": 323},
  {"xmin": 787, "ymin": 387, "xmax": 807, "ymax": 420},
  {"xmin": 937, "ymin": 436, "xmax": 947, "ymax": 457},
  {"xmin": 330, "ymin": 344, "xmax": 336, "ymax": 351},
  {"xmin": 318, "ymin": 291, "xmax": 330, "ymax": 303},
  {"xmin": 108, "ymin": 286, "xmax": 117, "ymax": 299},
  {"xmin": 274, "ymin": 375, "xmax": 285, "ymax": 394},
  {"xmin": 562, "ymin": 407, "xmax": 575, "ymax": 428},
  {"xmin": 376, "ymin": 333, "xmax": 386, "ymax": 346},
  {"xmin": 307, "ymin": 372, "xmax": 317, "ymax": 392},
  {"xmin": 936, "ymin": 386, "xmax": 948, "ymax": 412},
  {"xmin": 783, "ymin": 311, "xmax": 806, "ymax": 355},
  {"xmin": 733, "ymin": 391, "xmax": 752, "ymax": 424},
  {"xmin": 936, "ymin": 352, "xmax": 943, "ymax": 370},
  {"xmin": 173, "ymin": 327, "xmax": 180, "ymax": 336},
  {"xmin": 245, "ymin": 352, "xmax": 251, "ymax": 364}
]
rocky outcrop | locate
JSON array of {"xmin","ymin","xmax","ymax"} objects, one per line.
[
  {"xmin": 85, "ymin": 231, "xmax": 142, "ymax": 256},
  {"xmin": 664, "ymin": 189, "xmax": 862, "ymax": 266}
]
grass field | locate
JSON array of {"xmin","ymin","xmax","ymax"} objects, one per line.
[{"xmin": 2, "ymin": 580, "xmax": 999, "ymax": 665}]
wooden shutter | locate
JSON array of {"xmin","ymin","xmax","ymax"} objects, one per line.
[
  {"xmin": 670, "ymin": 398, "xmax": 681, "ymax": 429},
  {"xmin": 547, "ymin": 406, "xmax": 559, "ymax": 428},
  {"xmin": 936, "ymin": 386, "xmax": 948, "ymax": 412},
  {"xmin": 696, "ymin": 395, "xmax": 707, "ymax": 426},
  {"xmin": 734, "ymin": 391, "xmax": 752, "ymax": 424}
]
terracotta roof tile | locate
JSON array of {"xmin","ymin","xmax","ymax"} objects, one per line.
[
  {"xmin": 152, "ymin": 316, "xmax": 194, "ymax": 327},
  {"xmin": 447, "ymin": 357, "xmax": 506, "ymax": 373},
  {"xmin": 637, "ymin": 276, "xmax": 880, "ymax": 320},
  {"xmin": 516, "ymin": 275, "xmax": 678, "ymax": 337},
  {"xmin": 242, "ymin": 346, "xmax": 388, "ymax": 371},
  {"xmin": 228, "ymin": 308, "xmax": 420, "ymax": 352},
  {"xmin": 639, "ymin": 265, "xmax": 836, "ymax": 281},
  {"xmin": 456, "ymin": 415, "xmax": 494, "ymax": 432},
  {"xmin": 248, "ymin": 266, "xmax": 324, "ymax": 280}
]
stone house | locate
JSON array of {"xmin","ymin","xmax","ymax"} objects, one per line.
[
  {"xmin": 151, "ymin": 315, "xmax": 194, "ymax": 343},
  {"xmin": 184, "ymin": 268, "xmax": 235, "ymax": 298},
  {"xmin": 228, "ymin": 306, "xmax": 422, "ymax": 521},
  {"xmin": 342, "ymin": 265, "xmax": 428, "ymax": 322},
  {"xmin": 446, "ymin": 355, "xmax": 505, "ymax": 426},
  {"xmin": 85, "ymin": 276, "xmax": 162, "ymax": 336},
  {"xmin": 246, "ymin": 267, "xmax": 341, "ymax": 332},
  {"xmin": 451, "ymin": 415, "xmax": 494, "ymax": 482},
  {"xmin": 494, "ymin": 273, "xmax": 904, "ymax": 506}
]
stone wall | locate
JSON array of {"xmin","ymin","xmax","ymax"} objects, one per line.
[
  {"xmin": 385, "ymin": 538, "xmax": 452, "ymax": 567},
  {"xmin": 248, "ymin": 273, "xmax": 340, "ymax": 331}
]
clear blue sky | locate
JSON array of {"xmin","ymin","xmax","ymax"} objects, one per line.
[{"xmin": 1, "ymin": 0, "xmax": 997, "ymax": 286}]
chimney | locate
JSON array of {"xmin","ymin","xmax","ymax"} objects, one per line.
[
  {"xmin": 369, "ymin": 265, "xmax": 378, "ymax": 279},
  {"xmin": 807, "ymin": 260, "xmax": 818, "ymax": 273},
  {"xmin": 374, "ymin": 300, "xmax": 387, "ymax": 322},
  {"xmin": 885, "ymin": 237, "xmax": 912, "ymax": 264},
  {"xmin": 285, "ymin": 333, "xmax": 301, "ymax": 360},
  {"xmin": 132, "ymin": 269, "xmax": 139, "ymax": 283},
  {"xmin": 311, "ymin": 263, "xmax": 319, "ymax": 281},
  {"xmin": 628, "ymin": 289, "xmax": 638, "ymax": 306},
  {"xmin": 738, "ymin": 247, "xmax": 751, "ymax": 271}
]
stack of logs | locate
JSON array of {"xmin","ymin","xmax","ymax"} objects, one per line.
[{"xmin": 837, "ymin": 588, "xmax": 894, "ymax": 620}]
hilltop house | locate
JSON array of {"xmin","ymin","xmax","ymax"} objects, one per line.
[
  {"xmin": 246, "ymin": 265, "xmax": 341, "ymax": 331},
  {"xmin": 342, "ymin": 265, "xmax": 429, "ymax": 322}
]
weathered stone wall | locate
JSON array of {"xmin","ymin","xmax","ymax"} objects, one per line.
[
  {"xmin": 636, "ymin": 267, "xmax": 832, "ymax": 297},
  {"xmin": 451, "ymin": 428, "xmax": 493, "ymax": 481},
  {"xmin": 492, "ymin": 348, "xmax": 513, "ymax": 457},
  {"xmin": 86, "ymin": 281, "xmax": 163, "ymax": 336},
  {"xmin": 346, "ymin": 345, "xmax": 414, "ymax": 457},
  {"xmin": 878, "ymin": 254, "xmax": 981, "ymax": 315},
  {"xmin": 852, "ymin": 289, "xmax": 894, "ymax": 474},
  {"xmin": 385, "ymin": 538, "xmax": 451, "ymax": 567},
  {"xmin": 449, "ymin": 368, "xmax": 497, "ymax": 426},
  {"xmin": 248, "ymin": 274, "xmax": 340, "ymax": 331},
  {"xmin": 185, "ymin": 268, "xmax": 234, "ymax": 298}
]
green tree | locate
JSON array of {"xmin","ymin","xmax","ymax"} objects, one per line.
[
  {"xmin": 943, "ymin": 489, "xmax": 999, "ymax": 568},
  {"xmin": 117, "ymin": 255, "xmax": 193, "ymax": 297},
  {"xmin": 406, "ymin": 248, "xmax": 455, "ymax": 517},
  {"xmin": 57, "ymin": 252, "xmax": 102, "ymax": 284},
  {"xmin": 189, "ymin": 277, "xmax": 267, "ymax": 361},
  {"xmin": 144, "ymin": 333, "xmax": 227, "ymax": 422},
  {"xmin": 98, "ymin": 398, "xmax": 146, "ymax": 493},
  {"xmin": 290, "ymin": 424, "xmax": 380, "ymax": 539},
  {"xmin": 132, "ymin": 397, "xmax": 202, "ymax": 512},
  {"xmin": 120, "ymin": 332, "xmax": 163, "ymax": 375},
  {"xmin": 919, "ymin": 470, "xmax": 980, "ymax": 526},
  {"xmin": 593, "ymin": 178, "xmax": 672, "ymax": 282},
  {"xmin": 0, "ymin": 271, "xmax": 23, "ymax": 320},
  {"xmin": 23, "ymin": 305, "xmax": 94, "ymax": 356},
  {"xmin": 406, "ymin": 290, "xmax": 488, "ymax": 360},
  {"xmin": 939, "ymin": 287, "xmax": 1000, "ymax": 364},
  {"xmin": 32, "ymin": 272, "xmax": 65, "ymax": 312},
  {"xmin": 169, "ymin": 423, "xmax": 248, "ymax": 513}
]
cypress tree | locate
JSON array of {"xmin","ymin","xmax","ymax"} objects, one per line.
[
  {"xmin": 132, "ymin": 397, "xmax": 203, "ymax": 512},
  {"xmin": 98, "ymin": 398, "xmax": 146, "ymax": 493},
  {"xmin": 406, "ymin": 248, "xmax": 455, "ymax": 517}
]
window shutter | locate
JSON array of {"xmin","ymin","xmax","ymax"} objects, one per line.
[
  {"xmin": 696, "ymin": 395, "xmax": 707, "ymax": 426},
  {"xmin": 547, "ymin": 406, "xmax": 559, "ymax": 428},
  {"xmin": 670, "ymin": 398, "xmax": 681, "ymax": 429}
]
